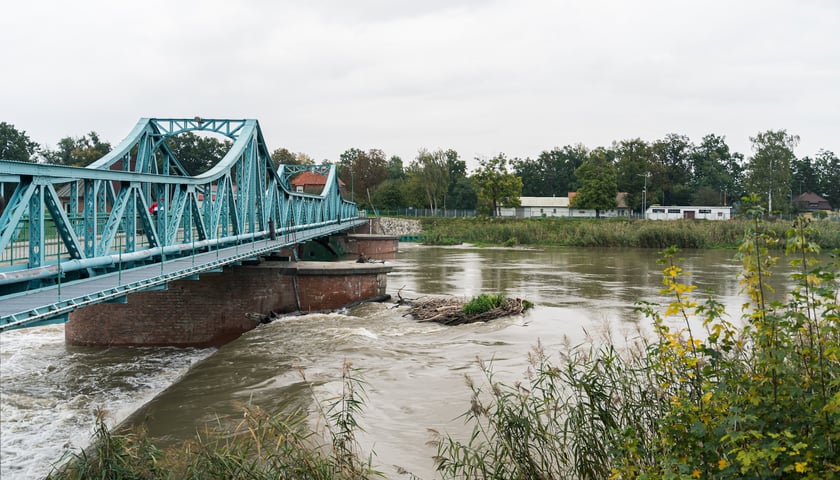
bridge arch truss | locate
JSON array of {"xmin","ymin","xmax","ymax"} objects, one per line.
[{"xmin": 0, "ymin": 118, "xmax": 362, "ymax": 300}]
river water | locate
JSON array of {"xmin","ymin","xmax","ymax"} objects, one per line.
[{"xmin": 1, "ymin": 244, "xmax": 772, "ymax": 479}]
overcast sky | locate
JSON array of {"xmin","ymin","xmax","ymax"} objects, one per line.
[{"xmin": 2, "ymin": 0, "xmax": 838, "ymax": 169}]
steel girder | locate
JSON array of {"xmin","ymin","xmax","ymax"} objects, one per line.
[{"xmin": 0, "ymin": 118, "xmax": 360, "ymax": 295}]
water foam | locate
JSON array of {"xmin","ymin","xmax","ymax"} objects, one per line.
[{"xmin": 1, "ymin": 326, "xmax": 213, "ymax": 479}]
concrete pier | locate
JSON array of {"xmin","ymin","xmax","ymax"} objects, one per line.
[{"xmin": 65, "ymin": 261, "xmax": 392, "ymax": 348}]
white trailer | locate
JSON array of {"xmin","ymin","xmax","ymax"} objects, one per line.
[{"xmin": 646, "ymin": 206, "xmax": 732, "ymax": 220}]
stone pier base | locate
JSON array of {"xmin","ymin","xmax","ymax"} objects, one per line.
[
  {"xmin": 337, "ymin": 234, "xmax": 399, "ymax": 259},
  {"xmin": 65, "ymin": 261, "xmax": 392, "ymax": 348}
]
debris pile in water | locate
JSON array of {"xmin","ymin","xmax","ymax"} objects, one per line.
[{"xmin": 404, "ymin": 295, "xmax": 532, "ymax": 326}]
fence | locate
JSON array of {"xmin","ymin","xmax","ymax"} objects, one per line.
[{"xmin": 373, "ymin": 208, "xmax": 476, "ymax": 218}]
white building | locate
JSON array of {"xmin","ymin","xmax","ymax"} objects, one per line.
[
  {"xmin": 498, "ymin": 194, "xmax": 632, "ymax": 218},
  {"xmin": 645, "ymin": 206, "xmax": 732, "ymax": 220},
  {"xmin": 498, "ymin": 196, "xmax": 569, "ymax": 218}
]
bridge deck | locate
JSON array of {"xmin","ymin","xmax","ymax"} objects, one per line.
[{"xmin": 0, "ymin": 220, "xmax": 367, "ymax": 330}]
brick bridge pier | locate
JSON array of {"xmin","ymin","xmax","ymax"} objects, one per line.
[{"xmin": 65, "ymin": 234, "xmax": 397, "ymax": 347}]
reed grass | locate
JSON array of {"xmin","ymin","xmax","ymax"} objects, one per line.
[
  {"xmin": 418, "ymin": 216, "xmax": 840, "ymax": 249},
  {"xmin": 48, "ymin": 361, "xmax": 382, "ymax": 480}
]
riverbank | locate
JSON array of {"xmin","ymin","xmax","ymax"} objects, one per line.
[{"xmin": 416, "ymin": 216, "xmax": 840, "ymax": 249}]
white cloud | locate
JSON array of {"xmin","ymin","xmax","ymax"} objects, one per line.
[{"xmin": 2, "ymin": 0, "xmax": 838, "ymax": 166}]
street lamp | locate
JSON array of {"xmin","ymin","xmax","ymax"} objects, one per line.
[{"xmin": 638, "ymin": 172, "xmax": 650, "ymax": 219}]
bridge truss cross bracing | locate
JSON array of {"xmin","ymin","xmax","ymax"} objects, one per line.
[{"xmin": 0, "ymin": 118, "xmax": 364, "ymax": 331}]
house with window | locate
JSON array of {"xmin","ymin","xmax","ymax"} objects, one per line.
[
  {"xmin": 792, "ymin": 192, "xmax": 832, "ymax": 212},
  {"xmin": 498, "ymin": 196, "xmax": 569, "ymax": 218},
  {"xmin": 498, "ymin": 193, "xmax": 631, "ymax": 218},
  {"xmin": 289, "ymin": 171, "xmax": 346, "ymax": 195},
  {"xmin": 645, "ymin": 206, "xmax": 732, "ymax": 220},
  {"xmin": 567, "ymin": 192, "xmax": 631, "ymax": 218}
]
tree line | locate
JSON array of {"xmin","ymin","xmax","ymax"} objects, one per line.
[{"xmin": 2, "ymin": 121, "xmax": 837, "ymax": 215}]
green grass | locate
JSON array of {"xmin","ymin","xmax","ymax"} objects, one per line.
[{"xmin": 462, "ymin": 293, "xmax": 507, "ymax": 315}]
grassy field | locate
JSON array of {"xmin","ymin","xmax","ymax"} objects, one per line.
[{"xmin": 417, "ymin": 216, "xmax": 840, "ymax": 249}]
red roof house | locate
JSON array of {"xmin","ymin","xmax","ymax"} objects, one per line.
[
  {"xmin": 793, "ymin": 192, "xmax": 832, "ymax": 212},
  {"xmin": 290, "ymin": 171, "xmax": 345, "ymax": 195}
]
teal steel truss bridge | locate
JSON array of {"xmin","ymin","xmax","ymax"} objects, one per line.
[{"xmin": 0, "ymin": 118, "xmax": 365, "ymax": 331}]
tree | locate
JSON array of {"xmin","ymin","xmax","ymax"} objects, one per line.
[
  {"xmin": 0, "ymin": 122, "xmax": 40, "ymax": 211},
  {"xmin": 166, "ymin": 132, "xmax": 231, "ymax": 176},
  {"xmin": 386, "ymin": 155, "xmax": 405, "ymax": 180},
  {"xmin": 44, "ymin": 132, "xmax": 111, "ymax": 167},
  {"xmin": 271, "ymin": 147, "xmax": 296, "ymax": 168},
  {"xmin": 370, "ymin": 179, "xmax": 406, "ymax": 210},
  {"xmin": 0, "ymin": 122, "xmax": 40, "ymax": 162},
  {"xmin": 512, "ymin": 156, "xmax": 541, "ymax": 196},
  {"xmin": 614, "ymin": 139, "xmax": 654, "ymax": 212},
  {"xmin": 294, "ymin": 152, "xmax": 315, "ymax": 165},
  {"xmin": 745, "ymin": 130, "xmax": 799, "ymax": 213},
  {"xmin": 337, "ymin": 148, "xmax": 388, "ymax": 207},
  {"xmin": 651, "ymin": 133, "xmax": 694, "ymax": 205},
  {"xmin": 791, "ymin": 156, "xmax": 819, "ymax": 199},
  {"xmin": 689, "ymin": 134, "xmax": 742, "ymax": 206},
  {"xmin": 445, "ymin": 150, "xmax": 476, "ymax": 210},
  {"xmin": 472, "ymin": 153, "xmax": 522, "ymax": 216},
  {"xmin": 409, "ymin": 149, "xmax": 449, "ymax": 214},
  {"xmin": 813, "ymin": 149, "xmax": 840, "ymax": 209},
  {"xmin": 269, "ymin": 148, "xmax": 314, "ymax": 170},
  {"xmin": 572, "ymin": 148, "xmax": 617, "ymax": 218},
  {"xmin": 447, "ymin": 176, "xmax": 477, "ymax": 210},
  {"xmin": 513, "ymin": 145, "xmax": 587, "ymax": 197}
]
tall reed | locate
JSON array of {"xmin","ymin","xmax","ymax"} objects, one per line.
[
  {"xmin": 419, "ymin": 216, "xmax": 840, "ymax": 249},
  {"xmin": 48, "ymin": 361, "xmax": 382, "ymax": 480}
]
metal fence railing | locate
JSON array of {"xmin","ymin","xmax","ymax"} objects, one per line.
[{"xmin": 372, "ymin": 208, "xmax": 476, "ymax": 218}]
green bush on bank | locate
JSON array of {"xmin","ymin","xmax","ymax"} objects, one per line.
[{"xmin": 418, "ymin": 216, "xmax": 840, "ymax": 249}]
